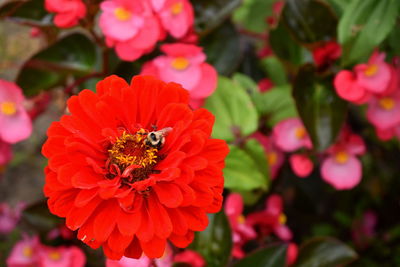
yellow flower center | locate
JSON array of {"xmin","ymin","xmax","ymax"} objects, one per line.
[
  {"xmin": 237, "ymin": 215, "xmax": 245, "ymax": 224},
  {"xmin": 378, "ymin": 97, "xmax": 395, "ymax": 110},
  {"xmin": 279, "ymin": 213, "xmax": 287, "ymax": 225},
  {"xmin": 295, "ymin": 127, "xmax": 306, "ymax": 139},
  {"xmin": 364, "ymin": 64, "xmax": 378, "ymax": 77},
  {"xmin": 1, "ymin": 101, "xmax": 17, "ymax": 116},
  {"xmin": 114, "ymin": 7, "xmax": 132, "ymax": 21},
  {"xmin": 108, "ymin": 129, "xmax": 158, "ymax": 169},
  {"xmin": 267, "ymin": 152, "xmax": 277, "ymax": 166},
  {"xmin": 48, "ymin": 251, "xmax": 61, "ymax": 261},
  {"xmin": 170, "ymin": 2, "xmax": 183, "ymax": 15},
  {"xmin": 335, "ymin": 151, "xmax": 349, "ymax": 164},
  {"xmin": 171, "ymin": 57, "xmax": 190, "ymax": 71},
  {"xmin": 22, "ymin": 246, "xmax": 33, "ymax": 258}
]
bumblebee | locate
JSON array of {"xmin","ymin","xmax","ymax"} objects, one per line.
[{"xmin": 145, "ymin": 127, "xmax": 172, "ymax": 149}]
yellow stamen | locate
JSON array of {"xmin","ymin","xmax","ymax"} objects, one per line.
[
  {"xmin": 335, "ymin": 151, "xmax": 349, "ymax": 164},
  {"xmin": 295, "ymin": 127, "xmax": 306, "ymax": 139},
  {"xmin": 170, "ymin": 2, "xmax": 183, "ymax": 15},
  {"xmin": 279, "ymin": 213, "xmax": 287, "ymax": 225},
  {"xmin": 22, "ymin": 246, "xmax": 33, "ymax": 258},
  {"xmin": 378, "ymin": 97, "xmax": 395, "ymax": 110},
  {"xmin": 1, "ymin": 101, "xmax": 17, "ymax": 116},
  {"xmin": 364, "ymin": 64, "xmax": 378, "ymax": 77},
  {"xmin": 48, "ymin": 251, "xmax": 61, "ymax": 261},
  {"xmin": 114, "ymin": 7, "xmax": 132, "ymax": 21},
  {"xmin": 108, "ymin": 129, "xmax": 158, "ymax": 168},
  {"xmin": 267, "ymin": 152, "xmax": 277, "ymax": 166},
  {"xmin": 237, "ymin": 215, "xmax": 245, "ymax": 224},
  {"xmin": 171, "ymin": 57, "xmax": 190, "ymax": 70}
]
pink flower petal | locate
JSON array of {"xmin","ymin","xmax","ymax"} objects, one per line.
[
  {"xmin": 321, "ymin": 155, "xmax": 362, "ymax": 190},
  {"xmin": 289, "ymin": 154, "xmax": 313, "ymax": 178},
  {"xmin": 334, "ymin": 70, "xmax": 368, "ymax": 102}
]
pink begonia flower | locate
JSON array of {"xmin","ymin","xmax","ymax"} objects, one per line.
[
  {"xmin": 174, "ymin": 250, "xmax": 205, "ymax": 267},
  {"xmin": 312, "ymin": 41, "xmax": 341, "ymax": 68},
  {"xmin": 106, "ymin": 245, "xmax": 173, "ymax": 267},
  {"xmin": 224, "ymin": 193, "xmax": 257, "ymax": 259},
  {"xmin": 355, "ymin": 52, "xmax": 392, "ymax": 93},
  {"xmin": 321, "ymin": 131, "xmax": 365, "ymax": 190},
  {"xmin": 141, "ymin": 43, "xmax": 217, "ymax": 108},
  {"xmin": 0, "ymin": 79, "xmax": 32, "ymax": 143},
  {"xmin": 252, "ymin": 132, "xmax": 284, "ymax": 179},
  {"xmin": 101, "ymin": 0, "xmax": 163, "ymax": 61},
  {"xmin": 258, "ymin": 78, "xmax": 274, "ymax": 92},
  {"xmin": 247, "ymin": 194, "xmax": 293, "ymax": 241},
  {"xmin": 0, "ymin": 140, "xmax": 12, "ymax": 166},
  {"xmin": 156, "ymin": 0, "xmax": 194, "ymax": 39},
  {"xmin": 45, "ymin": 0, "xmax": 86, "ymax": 28},
  {"xmin": 289, "ymin": 154, "xmax": 313, "ymax": 178},
  {"xmin": 7, "ymin": 235, "xmax": 39, "ymax": 267},
  {"xmin": 366, "ymin": 91, "xmax": 400, "ymax": 131},
  {"xmin": 37, "ymin": 245, "xmax": 86, "ymax": 267},
  {"xmin": 287, "ymin": 243, "xmax": 298, "ymax": 266},
  {"xmin": 273, "ymin": 118, "xmax": 312, "ymax": 152},
  {"xmin": 334, "ymin": 70, "xmax": 371, "ymax": 103},
  {"xmin": 352, "ymin": 210, "xmax": 377, "ymax": 249},
  {"xmin": 375, "ymin": 125, "xmax": 400, "ymax": 141},
  {"xmin": 0, "ymin": 202, "xmax": 25, "ymax": 234}
]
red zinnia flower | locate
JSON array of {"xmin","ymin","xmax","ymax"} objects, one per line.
[{"xmin": 42, "ymin": 75, "xmax": 229, "ymax": 260}]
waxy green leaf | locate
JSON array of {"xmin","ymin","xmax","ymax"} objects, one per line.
[
  {"xmin": 294, "ymin": 237, "xmax": 358, "ymax": 267},
  {"xmin": 234, "ymin": 244, "xmax": 288, "ymax": 267},
  {"xmin": 293, "ymin": 64, "xmax": 347, "ymax": 151},
  {"xmin": 190, "ymin": 212, "xmax": 232, "ymax": 267}
]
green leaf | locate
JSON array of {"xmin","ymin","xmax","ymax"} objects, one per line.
[
  {"xmin": 232, "ymin": 0, "xmax": 275, "ymax": 33},
  {"xmin": 17, "ymin": 33, "xmax": 99, "ymax": 96},
  {"xmin": 204, "ymin": 76, "xmax": 258, "ymax": 142},
  {"xmin": 201, "ymin": 22, "xmax": 242, "ymax": 75},
  {"xmin": 193, "ymin": 0, "xmax": 241, "ymax": 33},
  {"xmin": 282, "ymin": 0, "xmax": 338, "ymax": 45},
  {"xmin": 269, "ymin": 23, "xmax": 304, "ymax": 65},
  {"xmin": 190, "ymin": 212, "xmax": 232, "ymax": 267},
  {"xmin": 0, "ymin": 0, "xmax": 51, "ymax": 26},
  {"xmin": 22, "ymin": 201, "xmax": 63, "ymax": 232},
  {"xmin": 234, "ymin": 244, "xmax": 288, "ymax": 267},
  {"xmin": 338, "ymin": 0, "xmax": 399, "ymax": 66},
  {"xmin": 260, "ymin": 56, "xmax": 288, "ymax": 86},
  {"xmin": 294, "ymin": 237, "xmax": 358, "ymax": 267},
  {"xmin": 243, "ymin": 139, "xmax": 270, "ymax": 181},
  {"xmin": 224, "ymin": 145, "xmax": 267, "ymax": 191},
  {"xmin": 293, "ymin": 64, "xmax": 347, "ymax": 151},
  {"xmin": 259, "ymin": 85, "xmax": 298, "ymax": 127}
]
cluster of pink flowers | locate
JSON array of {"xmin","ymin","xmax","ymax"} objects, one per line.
[
  {"xmin": 0, "ymin": 202, "xmax": 25, "ymax": 234},
  {"xmin": 335, "ymin": 51, "xmax": 400, "ymax": 140},
  {"xmin": 0, "ymin": 80, "xmax": 33, "ymax": 167},
  {"xmin": 225, "ymin": 193, "xmax": 298, "ymax": 265},
  {"xmin": 7, "ymin": 235, "xmax": 86, "ymax": 267},
  {"xmin": 256, "ymin": 118, "xmax": 366, "ymax": 190},
  {"xmin": 99, "ymin": 0, "xmax": 194, "ymax": 61}
]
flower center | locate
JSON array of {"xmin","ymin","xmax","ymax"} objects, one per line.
[
  {"xmin": 334, "ymin": 151, "xmax": 348, "ymax": 164},
  {"xmin": 364, "ymin": 64, "xmax": 378, "ymax": 77},
  {"xmin": 48, "ymin": 251, "xmax": 61, "ymax": 261},
  {"xmin": 279, "ymin": 213, "xmax": 287, "ymax": 225},
  {"xmin": 170, "ymin": 2, "xmax": 183, "ymax": 15},
  {"xmin": 267, "ymin": 152, "xmax": 277, "ymax": 166},
  {"xmin": 171, "ymin": 57, "xmax": 190, "ymax": 71},
  {"xmin": 378, "ymin": 97, "xmax": 395, "ymax": 110},
  {"xmin": 1, "ymin": 101, "xmax": 17, "ymax": 116},
  {"xmin": 22, "ymin": 246, "xmax": 33, "ymax": 258},
  {"xmin": 114, "ymin": 7, "xmax": 132, "ymax": 21},
  {"xmin": 237, "ymin": 214, "xmax": 245, "ymax": 224},
  {"xmin": 295, "ymin": 127, "xmax": 306, "ymax": 139},
  {"xmin": 106, "ymin": 129, "xmax": 162, "ymax": 184}
]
